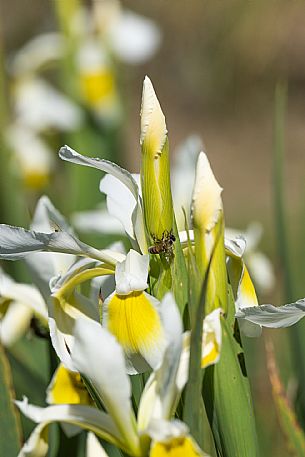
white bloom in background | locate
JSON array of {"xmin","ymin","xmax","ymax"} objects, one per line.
[
  {"xmin": 10, "ymin": 32, "xmax": 64, "ymax": 76},
  {"xmin": 93, "ymin": 0, "xmax": 161, "ymax": 65},
  {"xmin": 76, "ymin": 39, "xmax": 121, "ymax": 124},
  {"xmin": 13, "ymin": 77, "xmax": 82, "ymax": 132},
  {"xmin": 0, "ymin": 268, "xmax": 47, "ymax": 347},
  {"xmin": 6, "ymin": 125, "xmax": 55, "ymax": 189}
]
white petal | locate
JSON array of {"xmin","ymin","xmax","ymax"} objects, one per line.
[
  {"xmin": 0, "ymin": 270, "xmax": 47, "ymax": 321},
  {"xmin": 100, "ymin": 174, "xmax": 136, "ymax": 240},
  {"xmin": 72, "ymin": 208, "xmax": 124, "ymax": 235},
  {"xmin": 224, "ymin": 236, "xmax": 246, "ymax": 258},
  {"xmin": 109, "ymin": 11, "xmax": 161, "ymax": 64},
  {"xmin": 0, "ymin": 302, "xmax": 32, "ymax": 347},
  {"xmin": 138, "ymin": 294, "xmax": 182, "ymax": 429},
  {"xmin": 147, "ymin": 418, "xmax": 188, "ymax": 443},
  {"xmin": 31, "ymin": 195, "xmax": 74, "ymax": 234},
  {"xmin": 59, "ymin": 146, "xmax": 139, "ymax": 199},
  {"xmin": 115, "ymin": 250, "xmax": 149, "ymax": 295},
  {"xmin": 16, "ymin": 398, "xmax": 122, "ymax": 448},
  {"xmin": 71, "ymin": 319, "xmax": 139, "ymax": 453},
  {"xmin": 236, "ymin": 299, "xmax": 305, "ymax": 328},
  {"xmin": 87, "ymin": 432, "xmax": 109, "ymax": 457},
  {"xmin": 0, "ymin": 224, "xmax": 119, "ymax": 265},
  {"xmin": 48, "ymin": 317, "xmax": 75, "ymax": 371},
  {"xmin": 17, "ymin": 422, "xmax": 48, "ymax": 457}
]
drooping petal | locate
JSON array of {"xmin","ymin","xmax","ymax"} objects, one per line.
[
  {"xmin": 100, "ymin": 174, "xmax": 147, "ymax": 253},
  {"xmin": 71, "ymin": 319, "xmax": 140, "ymax": 456},
  {"xmin": 87, "ymin": 432, "xmax": 109, "ymax": 457},
  {"xmin": 0, "ymin": 270, "xmax": 47, "ymax": 321},
  {"xmin": 103, "ymin": 291, "xmax": 166, "ymax": 374},
  {"xmin": 0, "ymin": 224, "xmax": 119, "ymax": 265},
  {"xmin": 138, "ymin": 294, "xmax": 182, "ymax": 430},
  {"xmin": 236, "ymin": 299, "xmax": 305, "ymax": 328},
  {"xmin": 49, "ymin": 264, "xmax": 114, "ymax": 370},
  {"xmin": 59, "ymin": 146, "xmax": 139, "ymax": 199},
  {"xmin": 0, "ymin": 301, "xmax": 32, "ymax": 347},
  {"xmin": 17, "ymin": 422, "xmax": 48, "ymax": 457},
  {"xmin": 100, "ymin": 174, "xmax": 137, "ymax": 241},
  {"xmin": 16, "ymin": 398, "xmax": 124, "ymax": 451}
]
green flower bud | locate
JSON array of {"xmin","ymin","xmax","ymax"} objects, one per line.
[
  {"xmin": 191, "ymin": 151, "xmax": 227, "ymax": 313},
  {"xmin": 140, "ymin": 76, "xmax": 174, "ymax": 246}
]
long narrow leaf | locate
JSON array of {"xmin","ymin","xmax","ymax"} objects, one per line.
[{"xmin": 0, "ymin": 344, "xmax": 22, "ymax": 456}]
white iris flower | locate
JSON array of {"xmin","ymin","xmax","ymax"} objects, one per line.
[{"xmin": 16, "ymin": 293, "xmax": 210, "ymax": 457}]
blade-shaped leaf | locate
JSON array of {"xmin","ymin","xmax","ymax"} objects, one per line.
[
  {"xmin": 0, "ymin": 344, "xmax": 22, "ymax": 456},
  {"xmin": 265, "ymin": 338, "xmax": 305, "ymax": 456}
]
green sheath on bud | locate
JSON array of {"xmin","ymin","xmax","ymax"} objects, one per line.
[
  {"xmin": 140, "ymin": 76, "xmax": 174, "ymax": 243},
  {"xmin": 140, "ymin": 77, "xmax": 188, "ymax": 312}
]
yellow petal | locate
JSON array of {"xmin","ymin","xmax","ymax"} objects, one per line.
[
  {"xmin": 238, "ymin": 264, "xmax": 258, "ymax": 308},
  {"xmin": 105, "ymin": 291, "xmax": 165, "ymax": 369},
  {"xmin": 47, "ymin": 364, "xmax": 91, "ymax": 405},
  {"xmin": 150, "ymin": 436, "xmax": 204, "ymax": 457}
]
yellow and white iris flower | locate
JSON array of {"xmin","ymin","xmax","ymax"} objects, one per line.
[
  {"xmin": 102, "ymin": 249, "xmax": 168, "ymax": 374},
  {"xmin": 16, "ymin": 294, "xmax": 210, "ymax": 457}
]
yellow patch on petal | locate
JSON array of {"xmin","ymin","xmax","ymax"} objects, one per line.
[
  {"xmin": 80, "ymin": 69, "xmax": 116, "ymax": 107},
  {"xmin": 150, "ymin": 436, "xmax": 203, "ymax": 457},
  {"xmin": 107, "ymin": 291, "xmax": 163, "ymax": 355},
  {"xmin": 0, "ymin": 299, "xmax": 10, "ymax": 317},
  {"xmin": 201, "ymin": 344, "xmax": 219, "ymax": 368},
  {"xmin": 23, "ymin": 171, "xmax": 49, "ymax": 189},
  {"xmin": 239, "ymin": 265, "xmax": 258, "ymax": 308},
  {"xmin": 48, "ymin": 365, "xmax": 91, "ymax": 405},
  {"xmin": 201, "ymin": 309, "xmax": 222, "ymax": 368}
]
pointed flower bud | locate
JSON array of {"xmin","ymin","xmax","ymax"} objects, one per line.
[
  {"xmin": 140, "ymin": 76, "xmax": 174, "ymax": 244},
  {"xmin": 191, "ymin": 152, "xmax": 227, "ymax": 313}
]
